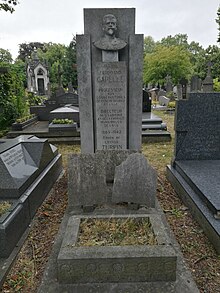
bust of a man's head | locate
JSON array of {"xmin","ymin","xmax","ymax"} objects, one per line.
[
  {"xmin": 93, "ymin": 14, "xmax": 127, "ymax": 51},
  {"xmin": 102, "ymin": 14, "xmax": 117, "ymax": 37}
]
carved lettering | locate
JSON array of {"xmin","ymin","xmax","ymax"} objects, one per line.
[{"xmin": 95, "ymin": 62, "xmax": 127, "ymax": 150}]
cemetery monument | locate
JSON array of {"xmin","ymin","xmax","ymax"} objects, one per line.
[{"xmin": 38, "ymin": 8, "xmax": 198, "ymax": 292}]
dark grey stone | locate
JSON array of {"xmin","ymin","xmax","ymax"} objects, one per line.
[
  {"xmin": 0, "ymin": 135, "xmax": 62, "ymax": 258},
  {"xmin": 174, "ymin": 93, "xmax": 220, "ymax": 160},
  {"xmin": 167, "ymin": 164, "xmax": 220, "ymax": 254},
  {"xmin": 142, "ymin": 89, "xmax": 151, "ymax": 112},
  {"xmin": 112, "ymin": 153, "xmax": 156, "ymax": 206},
  {"xmin": 0, "ymin": 138, "xmax": 58, "ymax": 198},
  {"xmin": 174, "ymin": 160, "xmax": 220, "ymax": 216},
  {"xmin": 49, "ymin": 106, "xmax": 79, "ymax": 123},
  {"xmin": 68, "ymin": 154, "xmax": 108, "ymax": 208},
  {"xmin": 0, "ymin": 197, "xmax": 30, "ymax": 258}
]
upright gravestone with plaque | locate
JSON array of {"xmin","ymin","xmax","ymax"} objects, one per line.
[{"xmin": 77, "ymin": 8, "xmax": 143, "ymax": 153}]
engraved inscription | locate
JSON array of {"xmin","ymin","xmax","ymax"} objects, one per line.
[
  {"xmin": 2, "ymin": 148, "xmax": 24, "ymax": 167},
  {"xmin": 95, "ymin": 62, "xmax": 127, "ymax": 150},
  {"xmin": 0, "ymin": 144, "xmax": 37, "ymax": 180}
]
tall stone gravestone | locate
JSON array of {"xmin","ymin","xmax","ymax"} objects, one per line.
[{"xmin": 77, "ymin": 8, "xmax": 143, "ymax": 153}]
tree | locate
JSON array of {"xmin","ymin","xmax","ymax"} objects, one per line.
[
  {"xmin": 160, "ymin": 34, "xmax": 188, "ymax": 48},
  {"xmin": 62, "ymin": 36, "xmax": 77, "ymax": 88},
  {"xmin": 17, "ymin": 42, "xmax": 46, "ymax": 62},
  {"xmin": 0, "ymin": 0, "xmax": 19, "ymax": 13},
  {"xmin": 143, "ymin": 45, "xmax": 192, "ymax": 85},
  {"xmin": 216, "ymin": 6, "xmax": 220, "ymax": 43},
  {"xmin": 143, "ymin": 36, "xmax": 156, "ymax": 56},
  {"xmin": 0, "ymin": 48, "xmax": 13, "ymax": 63},
  {"xmin": 0, "ymin": 49, "xmax": 27, "ymax": 129}
]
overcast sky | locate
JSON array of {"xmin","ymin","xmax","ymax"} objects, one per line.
[{"xmin": 0, "ymin": 0, "xmax": 219, "ymax": 59}]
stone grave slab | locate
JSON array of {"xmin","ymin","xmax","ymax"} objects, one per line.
[
  {"xmin": 68, "ymin": 154, "xmax": 108, "ymax": 209},
  {"xmin": 112, "ymin": 153, "xmax": 156, "ymax": 207},
  {"xmin": 167, "ymin": 92, "xmax": 220, "ymax": 253},
  {"xmin": 0, "ymin": 135, "xmax": 62, "ymax": 259}
]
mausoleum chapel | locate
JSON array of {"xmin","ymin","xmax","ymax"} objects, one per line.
[{"xmin": 26, "ymin": 52, "xmax": 49, "ymax": 95}]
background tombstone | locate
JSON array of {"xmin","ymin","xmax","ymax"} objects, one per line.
[
  {"xmin": 77, "ymin": 8, "xmax": 143, "ymax": 153},
  {"xmin": 142, "ymin": 89, "xmax": 151, "ymax": 112},
  {"xmin": 176, "ymin": 84, "xmax": 183, "ymax": 99},
  {"xmin": 202, "ymin": 61, "xmax": 213, "ymax": 93},
  {"xmin": 180, "ymin": 78, "xmax": 188, "ymax": 99},
  {"xmin": 190, "ymin": 75, "xmax": 202, "ymax": 92},
  {"xmin": 165, "ymin": 75, "xmax": 173, "ymax": 93}
]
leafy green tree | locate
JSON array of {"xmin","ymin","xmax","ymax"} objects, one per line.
[
  {"xmin": 160, "ymin": 34, "xmax": 188, "ymax": 48},
  {"xmin": 143, "ymin": 36, "xmax": 157, "ymax": 56},
  {"xmin": 0, "ymin": 49, "xmax": 27, "ymax": 129},
  {"xmin": 0, "ymin": 0, "xmax": 18, "ymax": 13},
  {"xmin": 62, "ymin": 36, "xmax": 77, "ymax": 88},
  {"xmin": 216, "ymin": 6, "xmax": 220, "ymax": 43},
  {"xmin": 17, "ymin": 42, "xmax": 46, "ymax": 62},
  {"xmin": 143, "ymin": 45, "xmax": 192, "ymax": 85},
  {"xmin": 0, "ymin": 48, "xmax": 13, "ymax": 63}
]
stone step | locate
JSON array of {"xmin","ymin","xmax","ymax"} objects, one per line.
[{"xmin": 142, "ymin": 123, "xmax": 167, "ymax": 130}]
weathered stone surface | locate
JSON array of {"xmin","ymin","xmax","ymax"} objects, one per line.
[
  {"xmin": 77, "ymin": 8, "xmax": 143, "ymax": 152},
  {"xmin": 159, "ymin": 96, "xmax": 170, "ymax": 106},
  {"xmin": 128, "ymin": 34, "xmax": 143, "ymax": 151},
  {"xmin": 57, "ymin": 215, "xmax": 177, "ymax": 284},
  {"xmin": 95, "ymin": 62, "xmax": 127, "ymax": 150},
  {"xmin": 68, "ymin": 154, "xmax": 109, "ymax": 208},
  {"xmin": 112, "ymin": 153, "xmax": 156, "ymax": 206},
  {"xmin": 174, "ymin": 93, "xmax": 220, "ymax": 160},
  {"xmin": 76, "ymin": 34, "xmax": 94, "ymax": 153},
  {"xmin": 96, "ymin": 150, "xmax": 136, "ymax": 183}
]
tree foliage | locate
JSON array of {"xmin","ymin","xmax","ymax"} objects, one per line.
[
  {"xmin": 216, "ymin": 6, "xmax": 220, "ymax": 43},
  {"xmin": 0, "ymin": 49, "xmax": 27, "ymax": 129},
  {"xmin": 143, "ymin": 45, "xmax": 192, "ymax": 85},
  {"xmin": 17, "ymin": 42, "xmax": 46, "ymax": 62},
  {"xmin": 0, "ymin": 0, "xmax": 18, "ymax": 13}
]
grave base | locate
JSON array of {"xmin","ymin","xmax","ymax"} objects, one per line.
[
  {"xmin": 38, "ymin": 207, "xmax": 199, "ymax": 293},
  {"xmin": 167, "ymin": 162, "xmax": 220, "ymax": 254}
]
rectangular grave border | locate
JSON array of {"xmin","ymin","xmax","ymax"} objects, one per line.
[{"xmin": 57, "ymin": 214, "xmax": 177, "ymax": 283}]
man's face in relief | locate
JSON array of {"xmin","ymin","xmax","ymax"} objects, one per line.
[{"xmin": 103, "ymin": 15, "xmax": 117, "ymax": 37}]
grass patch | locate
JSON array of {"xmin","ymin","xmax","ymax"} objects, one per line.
[
  {"xmin": 0, "ymin": 201, "xmax": 11, "ymax": 217},
  {"xmin": 76, "ymin": 218, "xmax": 157, "ymax": 247}
]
